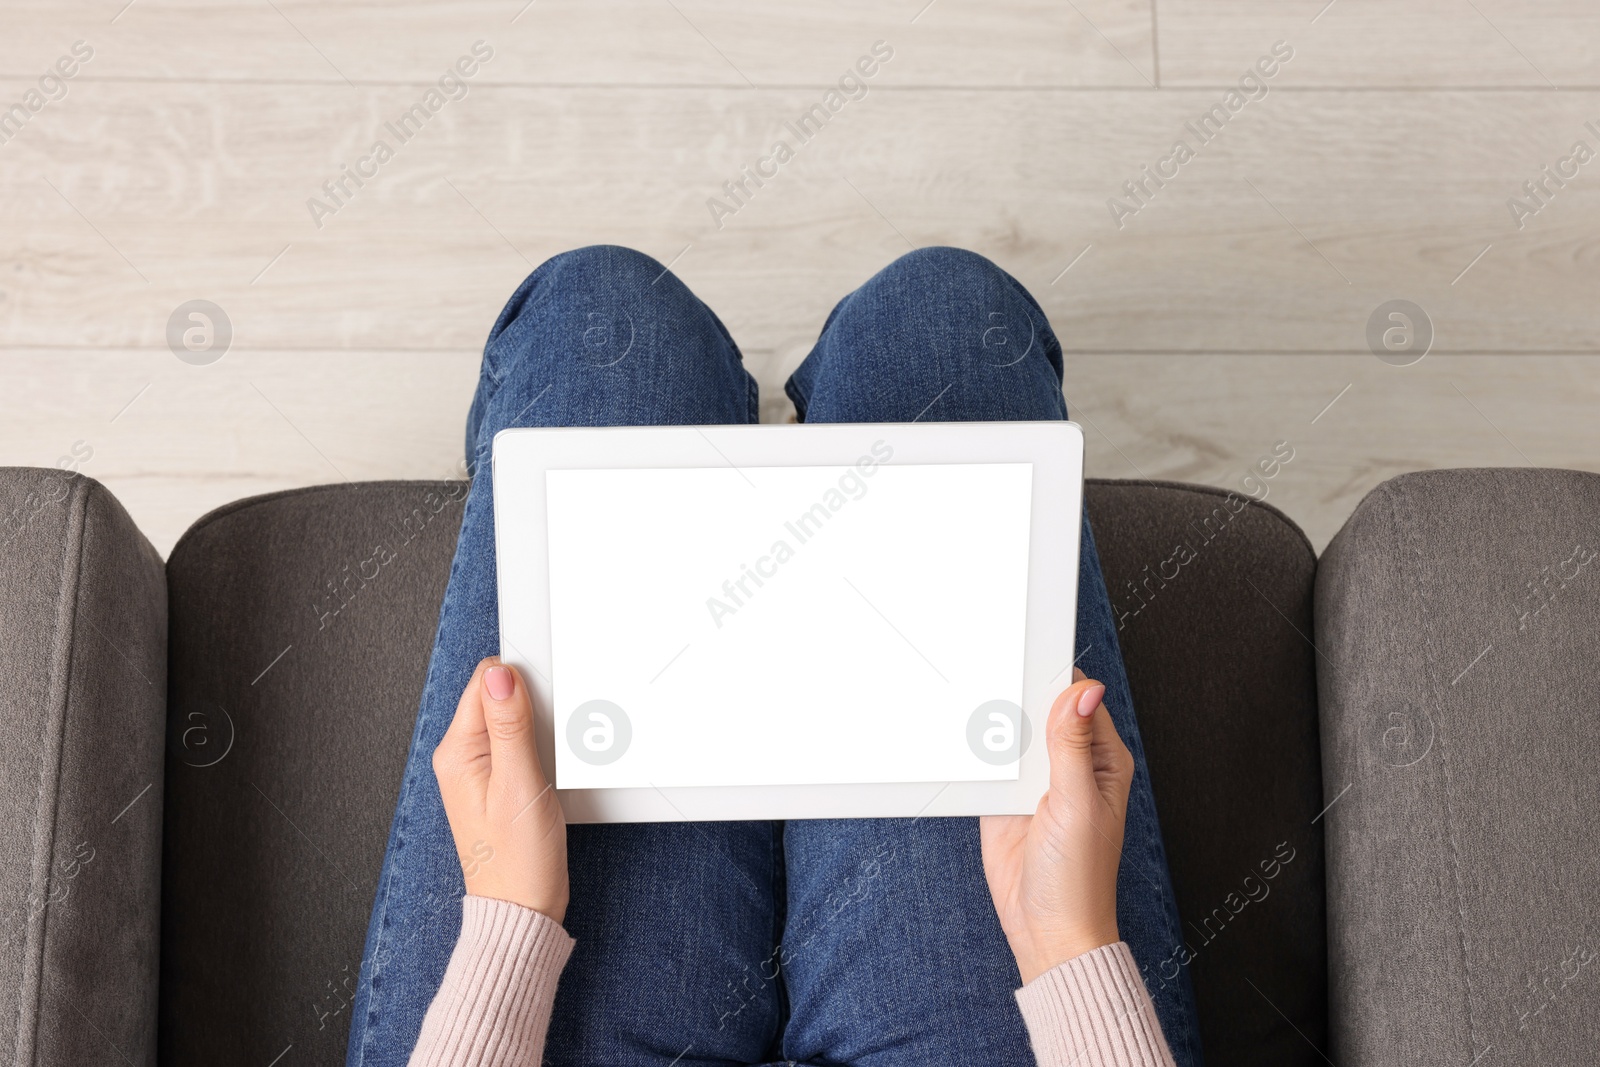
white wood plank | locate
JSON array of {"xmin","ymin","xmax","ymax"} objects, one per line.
[
  {"xmin": 0, "ymin": 0, "xmax": 1154, "ymax": 88},
  {"xmin": 4, "ymin": 348, "xmax": 1592, "ymax": 556},
  {"xmin": 1158, "ymin": 0, "xmax": 1600, "ymax": 88},
  {"xmin": 1067, "ymin": 352, "xmax": 1600, "ymax": 551},
  {"xmin": 3, "ymin": 81, "xmax": 1598, "ymax": 357},
  {"xmin": 5, "ymin": 1, "xmax": 1598, "ymax": 560},
  {"xmin": 0, "ymin": 348, "xmax": 481, "ymax": 556}
]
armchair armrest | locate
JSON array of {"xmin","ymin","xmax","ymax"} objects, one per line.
[{"xmin": 0, "ymin": 468, "xmax": 166, "ymax": 1066}]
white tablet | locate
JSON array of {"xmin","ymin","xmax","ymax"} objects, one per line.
[{"xmin": 491, "ymin": 421, "xmax": 1084, "ymax": 823}]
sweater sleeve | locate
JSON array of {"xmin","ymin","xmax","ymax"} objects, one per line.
[
  {"xmin": 407, "ymin": 895, "xmax": 575, "ymax": 1067},
  {"xmin": 1014, "ymin": 942, "xmax": 1178, "ymax": 1067}
]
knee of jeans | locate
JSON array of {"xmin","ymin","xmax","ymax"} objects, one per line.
[
  {"xmin": 870, "ymin": 246, "xmax": 1007, "ymax": 295},
  {"xmin": 487, "ymin": 244, "xmax": 670, "ymax": 380},
  {"xmin": 536, "ymin": 244, "xmax": 668, "ymax": 291}
]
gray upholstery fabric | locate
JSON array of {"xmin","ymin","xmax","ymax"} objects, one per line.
[
  {"xmin": 1087, "ymin": 480, "xmax": 1325, "ymax": 1067},
  {"xmin": 1316, "ymin": 468, "xmax": 1600, "ymax": 1065},
  {"xmin": 161, "ymin": 481, "xmax": 467, "ymax": 1066},
  {"xmin": 0, "ymin": 468, "xmax": 167, "ymax": 1067},
  {"xmin": 160, "ymin": 478, "xmax": 1322, "ymax": 1066}
]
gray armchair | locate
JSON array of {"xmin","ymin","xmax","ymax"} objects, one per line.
[
  {"xmin": 0, "ymin": 469, "xmax": 166, "ymax": 1066},
  {"xmin": 3, "ymin": 464, "xmax": 1595, "ymax": 1066}
]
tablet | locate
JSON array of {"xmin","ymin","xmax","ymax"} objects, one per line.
[{"xmin": 491, "ymin": 421, "xmax": 1084, "ymax": 823}]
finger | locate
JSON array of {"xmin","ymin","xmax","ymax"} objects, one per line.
[
  {"xmin": 1086, "ymin": 694, "xmax": 1136, "ymax": 808},
  {"xmin": 442, "ymin": 657, "xmax": 496, "ymax": 747},
  {"xmin": 479, "ymin": 663, "xmax": 549, "ymax": 795},
  {"xmin": 434, "ymin": 657, "xmax": 496, "ymax": 777},
  {"xmin": 1045, "ymin": 676, "xmax": 1108, "ymax": 795},
  {"xmin": 1086, "ymin": 688, "xmax": 1125, "ymax": 757}
]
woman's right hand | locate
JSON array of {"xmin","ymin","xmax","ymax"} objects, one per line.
[
  {"xmin": 432, "ymin": 657, "xmax": 569, "ymax": 924},
  {"xmin": 979, "ymin": 669, "xmax": 1134, "ymax": 983}
]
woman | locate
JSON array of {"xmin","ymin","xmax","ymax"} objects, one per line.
[{"xmin": 344, "ymin": 245, "xmax": 1203, "ymax": 1067}]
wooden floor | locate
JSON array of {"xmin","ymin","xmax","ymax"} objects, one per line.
[{"xmin": 2, "ymin": 0, "xmax": 1597, "ymax": 555}]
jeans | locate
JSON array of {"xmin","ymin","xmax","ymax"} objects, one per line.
[{"xmin": 345, "ymin": 245, "xmax": 1203, "ymax": 1067}]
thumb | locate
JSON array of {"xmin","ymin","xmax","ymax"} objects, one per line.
[
  {"xmin": 1046, "ymin": 678, "xmax": 1107, "ymax": 795},
  {"xmin": 480, "ymin": 664, "xmax": 548, "ymax": 796}
]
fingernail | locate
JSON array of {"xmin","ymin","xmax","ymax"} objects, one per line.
[
  {"xmin": 1077, "ymin": 684, "xmax": 1105, "ymax": 717},
  {"xmin": 484, "ymin": 665, "xmax": 514, "ymax": 701}
]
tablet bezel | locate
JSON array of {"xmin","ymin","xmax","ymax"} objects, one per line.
[{"xmin": 491, "ymin": 421, "xmax": 1083, "ymax": 823}]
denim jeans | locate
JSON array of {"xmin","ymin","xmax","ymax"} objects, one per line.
[{"xmin": 345, "ymin": 245, "xmax": 1203, "ymax": 1067}]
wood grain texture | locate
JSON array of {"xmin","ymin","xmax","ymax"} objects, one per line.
[
  {"xmin": 0, "ymin": 348, "xmax": 481, "ymax": 556},
  {"xmin": 3, "ymin": 83, "xmax": 1599, "ymax": 355},
  {"xmin": 6, "ymin": 347, "xmax": 1592, "ymax": 557},
  {"xmin": 2, "ymin": 0, "xmax": 1597, "ymax": 560},
  {"xmin": 1158, "ymin": 0, "xmax": 1600, "ymax": 88},
  {"xmin": 1067, "ymin": 353, "xmax": 1600, "ymax": 552},
  {"xmin": 0, "ymin": 0, "xmax": 1154, "ymax": 86}
]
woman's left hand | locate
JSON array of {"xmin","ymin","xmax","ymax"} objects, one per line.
[
  {"xmin": 432, "ymin": 656, "xmax": 569, "ymax": 924},
  {"xmin": 979, "ymin": 668, "xmax": 1132, "ymax": 983}
]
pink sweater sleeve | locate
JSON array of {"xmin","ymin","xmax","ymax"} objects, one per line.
[
  {"xmin": 1014, "ymin": 941, "xmax": 1178, "ymax": 1067},
  {"xmin": 407, "ymin": 895, "xmax": 574, "ymax": 1067}
]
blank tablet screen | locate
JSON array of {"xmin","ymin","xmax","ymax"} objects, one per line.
[{"xmin": 544, "ymin": 455, "xmax": 1034, "ymax": 790}]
